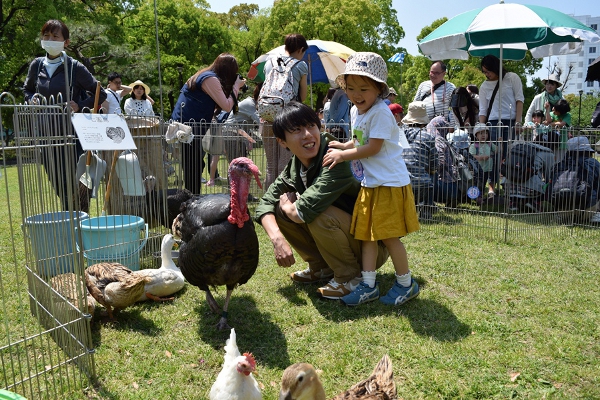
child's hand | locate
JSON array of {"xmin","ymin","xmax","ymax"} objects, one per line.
[
  {"xmin": 323, "ymin": 149, "xmax": 345, "ymax": 169},
  {"xmin": 328, "ymin": 140, "xmax": 343, "ymax": 149}
]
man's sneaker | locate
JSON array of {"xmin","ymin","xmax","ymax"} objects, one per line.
[
  {"xmin": 290, "ymin": 268, "xmax": 334, "ymax": 284},
  {"xmin": 379, "ymin": 279, "xmax": 419, "ymax": 306},
  {"xmin": 341, "ymin": 282, "xmax": 380, "ymax": 306},
  {"xmin": 317, "ymin": 278, "xmax": 360, "ymax": 299}
]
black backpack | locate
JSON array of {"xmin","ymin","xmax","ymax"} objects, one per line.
[
  {"xmin": 506, "ymin": 142, "xmax": 537, "ymax": 183},
  {"xmin": 591, "ymin": 101, "xmax": 600, "ymax": 128},
  {"xmin": 551, "ymin": 157, "xmax": 593, "ymax": 210}
]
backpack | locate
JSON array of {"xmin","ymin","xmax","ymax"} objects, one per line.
[
  {"xmin": 506, "ymin": 142, "xmax": 537, "ymax": 183},
  {"xmin": 257, "ymin": 57, "xmax": 300, "ymax": 122},
  {"xmin": 551, "ymin": 158, "xmax": 593, "ymax": 210},
  {"xmin": 591, "ymin": 101, "xmax": 600, "ymax": 128}
]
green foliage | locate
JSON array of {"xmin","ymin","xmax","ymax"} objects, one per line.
[
  {"xmin": 566, "ymin": 92, "xmax": 600, "ymax": 127},
  {"xmin": 0, "ymin": 0, "xmax": 571, "ymax": 125}
]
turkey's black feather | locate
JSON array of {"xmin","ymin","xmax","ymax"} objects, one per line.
[{"xmin": 175, "ymin": 195, "xmax": 259, "ymax": 291}]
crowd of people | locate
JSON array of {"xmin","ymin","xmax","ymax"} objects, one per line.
[{"xmin": 23, "ymin": 20, "xmax": 600, "ymax": 307}]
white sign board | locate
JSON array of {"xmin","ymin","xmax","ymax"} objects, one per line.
[{"xmin": 71, "ymin": 113, "xmax": 137, "ymax": 151}]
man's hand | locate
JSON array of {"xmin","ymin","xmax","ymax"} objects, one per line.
[
  {"xmin": 271, "ymin": 235, "xmax": 296, "ymax": 267},
  {"xmin": 260, "ymin": 213, "xmax": 296, "ymax": 267},
  {"xmin": 279, "ymin": 192, "xmax": 304, "ymax": 223},
  {"xmin": 69, "ymin": 100, "xmax": 79, "ymax": 112}
]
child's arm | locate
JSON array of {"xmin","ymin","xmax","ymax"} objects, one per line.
[
  {"xmin": 544, "ymin": 102, "xmax": 552, "ymax": 125},
  {"xmin": 323, "ymin": 138, "xmax": 384, "ymax": 169},
  {"xmin": 327, "ymin": 140, "xmax": 355, "ymax": 150},
  {"xmin": 549, "ymin": 119, "xmax": 567, "ymax": 128}
]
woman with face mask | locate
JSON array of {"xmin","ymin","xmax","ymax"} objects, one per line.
[
  {"xmin": 22, "ymin": 20, "xmax": 107, "ymax": 211},
  {"xmin": 23, "ymin": 19, "xmax": 106, "ymax": 112}
]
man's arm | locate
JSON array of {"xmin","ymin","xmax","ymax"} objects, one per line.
[{"xmin": 259, "ymin": 213, "xmax": 296, "ymax": 267}]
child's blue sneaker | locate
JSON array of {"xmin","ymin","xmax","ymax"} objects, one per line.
[
  {"xmin": 379, "ymin": 279, "xmax": 419, "ymax": 305},
  {"xmin": 340, "ymin": 281, "xmax": 379, "ymax": 306}
]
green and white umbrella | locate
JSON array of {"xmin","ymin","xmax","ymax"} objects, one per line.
[{"xmin": 418, "ymin": 1, "xmax": 600, "ymax": 61}]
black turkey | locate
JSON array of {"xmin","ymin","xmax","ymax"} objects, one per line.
[{"xmin": 172, "ymin": 157, "xmax": 262, "ymax": 330}]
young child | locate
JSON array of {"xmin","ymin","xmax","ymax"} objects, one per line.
[
  {"xmin": 323, "ymin": 52, "xmax": 420, "ymax": 306},
  {"xmin": 523, "ymin": 109, "xmax": 547, "ymax": 142},
  {"xmin": 470, "ymin": 123, "xmax": 497, "ymax": 201},
  {"xmin": 545, "ymin": 99, "xmax": 571, "ymax": 152}
]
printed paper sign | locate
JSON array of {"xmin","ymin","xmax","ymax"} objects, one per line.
[{"xmin": 72, "ymin": 113, "xmax": 137, "ymax": 151}]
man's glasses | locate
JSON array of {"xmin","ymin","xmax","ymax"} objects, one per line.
[{"xmin": 430, "ymin": 70, "xmax": 444, "ymax": 76}]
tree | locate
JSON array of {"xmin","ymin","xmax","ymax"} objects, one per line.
[
  {"xmin": 122, "ymin": 0, "xmax": 232, "ymax": 117},
  {"xmin": 566, "ymin": 92, "xmax": 600, "ymax": 128},
  {"xmin": 241, "ymin": 0, "xmax": 405, "ymax": 108}
]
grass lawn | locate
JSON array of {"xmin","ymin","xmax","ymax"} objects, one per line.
[{"xmin": 1, "ymin": 162, "xmax": 599, "ymax": 399}]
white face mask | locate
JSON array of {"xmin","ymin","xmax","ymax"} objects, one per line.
[{"xmin": 41, "ymin": 40, "xmax": 65, "ymax": 57}]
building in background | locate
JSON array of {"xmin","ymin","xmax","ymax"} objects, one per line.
[{"xmin": 552, "ymin": 14, "xmax": 600, "ymax": 96}]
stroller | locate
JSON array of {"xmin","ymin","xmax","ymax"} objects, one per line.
[{"xmin": 447, "ymin": 130, "xmax": 484, "ymax": 202}]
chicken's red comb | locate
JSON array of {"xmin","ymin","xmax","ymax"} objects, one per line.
[{"xmin": 243, "ymin": 352, "xmax": 256, "ymax": 369}]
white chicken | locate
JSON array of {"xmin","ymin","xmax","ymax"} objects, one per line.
[
  {"xmin": 133, "ymin": 234, "xmax": 185, "ymax": 302},
  {"xmin": 209, "ymin": 328, "xmax": 262, "ymax": 400}
]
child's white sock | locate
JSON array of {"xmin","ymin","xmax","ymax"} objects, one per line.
[
  {"xmin": 362, "ymin": 271, "xmax": 377, "ymax": 288},
  {"xmin": 396, "ymin": 271, "xmax": 412, "ymax": 287}
]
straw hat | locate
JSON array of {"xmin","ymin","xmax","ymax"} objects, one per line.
[
  {"xmin": 567, "ymin": 136, "xmax": 594, "ymax": 153},
  {"xmin": 388, "ymin": 87, "xmax": 398, "ymax": 96},
  {"xmin": 128, "ymin": 80, "xmax": 151, "ymax": 95},
  {"xmin": 542, "ymin": 74, "xmax": 562, "ymax": 88},
  {"xmin": 335, "ymin": 52, "xmax": 389, "ymax": 97},
  {"xmin": 401, "ymin": 101, "xmax": 429, "ymax": 125}
]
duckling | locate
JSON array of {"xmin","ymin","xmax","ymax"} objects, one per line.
[
  {"xmin": 134, "ymin": 234, "xmax": 185, "ymax": 302},
  {"xmin": 85, "ymin": 262, "xmax": 151, "ymax": 319},
  {"xmin": 280, "ymin": 354, "xmax": 396, "ymax": 400}
]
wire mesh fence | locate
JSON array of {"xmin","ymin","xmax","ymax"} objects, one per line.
[
  {"xmin": 2, "ymin": 93, "xmax": 600, "ymax": 398},
  {"xmin": 406, "ymin": 121, "xmax": 600, "ymax": 243}
]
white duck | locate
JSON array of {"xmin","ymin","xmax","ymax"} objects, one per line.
[{"xmin": 134, "ymin": 234, "xmax": 186, "ymax": 302}]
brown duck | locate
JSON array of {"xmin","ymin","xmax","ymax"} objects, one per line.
[{"xmin": 85, "ymin": 262, "xmax": 151, "ymax": 319}]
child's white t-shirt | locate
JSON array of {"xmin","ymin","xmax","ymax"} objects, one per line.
[{"xmin": 350, "ymin": 99, "xmax": 410, "ymax": 188}]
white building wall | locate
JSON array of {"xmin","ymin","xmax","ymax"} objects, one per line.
[{"xmin": 554, "ymin": 15, "xmax": 600, "ymax": 96}]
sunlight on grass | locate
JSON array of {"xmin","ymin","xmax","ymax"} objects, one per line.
[{"xmin": 2, "ymin": 163, "xmax": 600, "ymax": 399}]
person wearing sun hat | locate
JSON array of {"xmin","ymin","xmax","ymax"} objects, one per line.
[
  {"xmin": 525, "ymin": 73, "xmax": 564, "ymax": 124},
  {"xmin": 401, "ymin": 103, "xmax": 438, "ymax": 220},
  {"xmin": 384, "ymin": 87, "xmax": 398, "ymax": 105},
  {"xmin": 324, "ymin": 51, "xmax": 420, "ymax": 306},
  {"xmin": 124, "ymin": 79, "xmax": 155, "ymax": 116},
  {"xmin": 402, "ymin": 101, "xmax": 430, "ymax": 127}
]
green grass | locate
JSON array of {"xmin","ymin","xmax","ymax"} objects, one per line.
[{"xmin": 2, "ymin": 163, "xmax": 600, "ymax": 399}]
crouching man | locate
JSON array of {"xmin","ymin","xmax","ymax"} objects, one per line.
[{"xmin": 255, "ymin": 102, "xmax": 389, "ymax": 299}]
